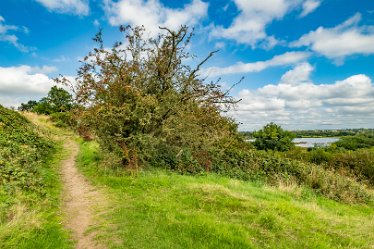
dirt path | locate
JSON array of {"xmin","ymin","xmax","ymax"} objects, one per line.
[{"xmin": 61, "ymin": 140, "xmax": 106, "ymax": 249}]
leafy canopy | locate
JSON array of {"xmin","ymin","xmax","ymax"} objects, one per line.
[
  {"xmin": 59, "ymin": 26, "xmax": 242, "ymax": 169},
  {"xmin": 19, "ymin": 86, "xmax": 73, "ymax": 115},
  {"xmin": 253, "ymin": 122, "xmax": 296, "ymax": 151}
]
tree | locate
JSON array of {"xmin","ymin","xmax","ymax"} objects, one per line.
[
  {"xmin": 26, "ymin": 86, "xmax": 73, "ymax": 115},
  {"xmin": 58, "ymin": 26, "xmax": 242, "ymax": 169},
  {"xmin": 253, "ymin": 122, "xmax": 295, "ymax": 151},
  {"xmin": 18, "ymin": 100, "xmax": 38, "ymax": 111},
  {"xmin": 32, "ymin": 97, "xmax": 53, "ymax": 115},
  {"xmin": 45, "ymin": 86, "xmax": 73, "ymax": 113}
]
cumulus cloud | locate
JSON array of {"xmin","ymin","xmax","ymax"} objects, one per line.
[
  {"xmin": 230, "ymin": 63, "xmax": 374, "ymax": 130},
  {"xmin": 0, "ymin": 65, "xmax": 58, "ymax": 107},
  {"xmin": 0, "ymin": 16, "xmax": 31, "ymax": 52},
  {"xmin": 203, "ymin": 51, "xmax": 310, "ymax": 77},
  {"xmin": 300, "ymin": 0, "xmax": 321, "ymax": 17},
  {"xmin": 280, "ymin": 62, "xmax": 313, "ymax": 84},
  {"xmin": 35, "ymin": 0, "xmax": 89, "ymax": 16},
  {"xmin": 211, "ymin": 0, "xmax": 303, "ymax": 47},
  {"xmin": 104, "ymin": 0, "xmax": 208, "ymax": 36},
  {"xmin": 291, "ymin": 13, "xmax": 374, "ymax": 62}
]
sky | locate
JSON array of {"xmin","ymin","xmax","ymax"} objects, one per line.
[{"xmin": 0, "ymin": 0, "xmax": 374, "ymax": 130}]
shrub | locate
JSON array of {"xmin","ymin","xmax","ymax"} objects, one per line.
[
  {"xmin": 50, "ymin": 112, "xmax": 77, "ymax": 128},
  {"xmin": 253, "ymin": 123, "xmax": 296, "ymax": 151},
  {"xmin": 328, "ymin": 150, "xmax": 374, "ymax": 185}
]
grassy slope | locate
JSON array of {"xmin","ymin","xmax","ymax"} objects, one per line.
[
  {"xmin": 0, "ymin": 108, "xmax": 72, "ymax": 248},
  {"xmin": 78, "ymin": 141, "xmax": 374, "ymax": 249}
]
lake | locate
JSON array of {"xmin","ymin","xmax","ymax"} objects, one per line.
[
  {"xmin": 293, "ymin": 137, "xmax": 340, "ymax": 148},
  {"xmin": 246, "ymin": 137, "xmax": 340, "ymax": 148}
]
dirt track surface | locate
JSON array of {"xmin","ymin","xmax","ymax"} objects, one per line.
[{"xmin": 61, "ymin": 140, "xmax": 106, "ymax": 249}]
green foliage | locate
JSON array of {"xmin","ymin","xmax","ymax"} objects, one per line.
[
  {"xmin": 327, "ymin": 149, "xmax": 374, "ymax": 185},
  {"xmin": 0, "ymin": 105, "xmax": 54, "ymax": 193},
  {"xmin": 253, "ymin": 122, "xmax": 296, "ymax": 151},
  {"xmin": 20, "ymin": 86, "xmax": 73, "ymax": 115},
  {"xmin": 277, "ymin": 138, "xmax": 374, "ymax": 187},
  {"xmin": 50, "ymin": 112, "xmax": 77, "ymax": 128},
  {"xmin": 0, "ymin": 106, "xmax": 72, "ymax": 248},
  {"xmin": 211, "ymin": 144, "xmax": 370, "ymax": 203},
  {"xmin": 18, "ymin": 100, "xmax": 38, "ymax": 111},
  {"xmin": 46, "ymin": 86, "xmax": 73, "ymax": 112},
  {"xmin": 61, "ymin": 26, "xmax": 241, "ymax": 170},
  {"xmin": 308, "ymin": 147, "xmax": 333, "ymax": 164},
  {"xmin": 32, "ymin": 97, "xmax": 54, "ymax": 115},
  {"xmin": 334, "ymin": 133, "xmax": 374, "ymax": 150},
  {"xmin": 292, "ymin": 128, "xmax": 374, "ymax": 138}
]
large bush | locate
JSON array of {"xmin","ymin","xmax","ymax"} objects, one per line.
[{"xmin": 59, "ymin": 26, "xmax": 242, "ymax": 169}]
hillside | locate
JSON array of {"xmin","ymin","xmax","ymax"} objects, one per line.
[
  {"xmin": 0, "ymin": 106, "xmax": 71, "ymax": 248},
  {"xmin": 1, "ymin": 107, "xmax": 374, "ymax": 248},
  {"xmin": 76, "ymin": 140, "xmax": 374, "ymax": 249}
]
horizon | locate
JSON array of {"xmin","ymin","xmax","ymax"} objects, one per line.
[{"xmin": 1, "ymin": 0, "xmax": 374, "ymax": 130}]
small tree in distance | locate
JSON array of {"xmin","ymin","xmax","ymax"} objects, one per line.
[
  {"xmin": 19, "ymin": 86, "xmax": 73, "ymax": 115},
  {"xmin": 253, "ymin": 122, "xmax": 295, "ymax": 151}
]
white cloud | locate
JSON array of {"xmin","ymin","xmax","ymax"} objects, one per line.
[
  {"xmin": 0, "ymin": 66, "xmax": 58, "ymax": 107},
  {"xmin": 35, "ymin": 0, "xmax": 89, "ymax": 16},
  {"xmin": 291, "ymin": 13, "xmax": 374, "ymax": 62},
  {"xmin": 231, "ymin": 63, "xmax": 374, "ymax": 130},
  {"xmin": 211, "ymin": 0, "xmax": 303, "ymax": 47},
  {"xmin": 280, "ymin": 62, "xmax": 313, "ymax": 84},
  {"xmin": 0, "ymin": 16, "xmax": 31, "ymax": 52},
  {"xmin": 104, "ymin": 0, "xmax": 208, "ymax": 36},
  {"xmin": 204, "ymin": 51, "xmax": 310, "ymax": 77},
  {"xmin": 300, "ymin": 0, "xmax": 321, "ymax": 17}
]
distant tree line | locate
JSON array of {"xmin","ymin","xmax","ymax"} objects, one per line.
[{"xmin": 19, "ymin": 86, "xmax": 73, "ymax": 114}]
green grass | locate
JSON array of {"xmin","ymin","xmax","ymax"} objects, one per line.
[
  {"xmin": 77, "ymin": 140, "xmax": 374, "ymax": 249},
  {"xmin": 0, "ymin": 108, "xmax": 73, "ymax": 249}
]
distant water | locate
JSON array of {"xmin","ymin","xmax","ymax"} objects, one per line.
[
  {"xmin": 246, "ymin": 137, "xmax": 340, "ymax": 148},
  {"xmin": 293, "ymin": 137, "xmax": 340, "ymax": 148}
]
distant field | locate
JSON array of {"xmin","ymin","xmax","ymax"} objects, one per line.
[{"xmin": 77, "ymin": 141, "xmax": 374, "ymax": 249}]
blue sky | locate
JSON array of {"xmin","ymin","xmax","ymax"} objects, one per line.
[{"xmin": 0, "ymin": 0, "xmax": 374, "ymax": 130}]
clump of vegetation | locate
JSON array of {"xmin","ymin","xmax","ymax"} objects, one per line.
[
  {"xmin": 211, "ymin": 146, "xmax": 371, "ymax": 203},
  {"xmin": 0, "ymin": 105, "xmax": 72, "ymax": 248},
  {"xmin": 252, "ymin": 122, "xmax": 295, "ymax": 151},
  {"xmin": 19, "ymin": 86, "xmax": 76, "ymax": 127},
  {"xmin": 0, "ymin": 104, "xmax": 54, "ymax": 194},
  {"xmin": 278, "ymin": 134, "xmax": 374, "ymax": 187},
  {"xmin": 19, "ymin": 86, "xmax": 73, "ymax": 114},
  {"xmin": 58, "ymin": 26, "xmax": 242, "ymax": 171},
  {"xmin": 334, "ymin": 132, "xmax": 374, "ymax": 150}
]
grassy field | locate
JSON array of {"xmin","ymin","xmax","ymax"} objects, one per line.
[{"xmin": 77, "ymin": 140, "xmax": 374, "ymax": 249}]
